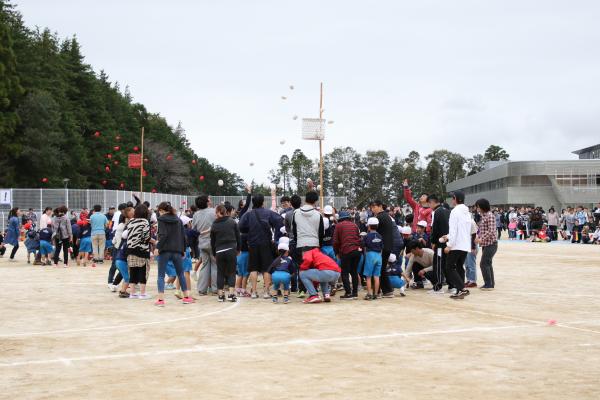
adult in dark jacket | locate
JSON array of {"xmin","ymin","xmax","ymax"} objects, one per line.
[
  {"xmin": 155, "ymin": 202, "xmax": 194, "ymax": 306},
  {"xmin": 428, "ymin": 194, "xmax": 450, "ymax": 292},
  {"xmin": 369, "ymin": 200, "xmax": 395, "ymax": 297},
  {"xmin": 211, "ymin": 205, "xmax": 241, "ymax": 302},
  {"xmin": 239, "ymin": 193, "xmax": 283, "ymax": 298},
  {"xmin": 333, "ymin": 211, "xmax": 362, "ymax": 299}
]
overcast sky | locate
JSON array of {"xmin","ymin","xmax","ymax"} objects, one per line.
[{"xmin": 16, "ymin": 0, "xmax": 600, "ymax": 184}]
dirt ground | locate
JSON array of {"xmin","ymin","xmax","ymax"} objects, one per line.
[{"xmin": 0, "ymin": 240, "xmax": 599, "ymax": 399}]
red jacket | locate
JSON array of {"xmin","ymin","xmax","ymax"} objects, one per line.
[
  {"xmin": 300, "ymin": 248, "xmax": 341, "ymax": 273},
  {"xmin": 404, "ymin": 187, "xmax": 432, "ymax": 233}
]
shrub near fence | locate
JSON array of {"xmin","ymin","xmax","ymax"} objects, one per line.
[{"xmin": 0, "ymin": 189, "xmax": 348, "ymax": 231}]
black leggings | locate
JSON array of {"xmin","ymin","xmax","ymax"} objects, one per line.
[
  {"xmin": 340, "ymin": 250, "xmax": 361, "ymax": 295},
  {"xmin": 53, "ymin": 239, "xmax": 69, "ymax": 265},
  {"xmin": 216, "ymin": 249, "xmax": 237, "ymax": 290},
  {"xmin": 10, "ymin": 243, "xmax": 19, "ymax": 259}
]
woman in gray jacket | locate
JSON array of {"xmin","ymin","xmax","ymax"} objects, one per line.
[{"xmin": 52, "ymin": 205, "xmax": 73, "ymax": 267}]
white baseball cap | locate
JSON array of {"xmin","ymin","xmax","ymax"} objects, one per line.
[
  {"xmin": 277, "ymin": 242, "xmax": 289, "ymax": 251},
  {"xmin": 417, "ymin": 220, "xmax": 427, "ymax": 228},
  {"xmin": 367, "ymin": 217, "xmax": 379, "ymax": 226},
  {"xmin": 400, "ymin": 226, "xmax": 412, "ymax": 235},
  {"xmin": 388, "ymin": 253, "xmax": 397, "ymax": 263},
  {"xmin": 323, "ymin": 205, "xmax": 334, "ymax": 215}
]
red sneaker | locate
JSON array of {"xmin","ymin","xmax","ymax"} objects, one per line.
[
  {"xmin": 303, "ymin": 295, "xmax": 322, "ymax": 304},
  {"xmin": 465, "ymin": 281, "xmax": 477, "ymax": 288},
  {"xmin": 182, "ymin": 297, "xmax": 195, "ymax": 304},
  {"xmin": 154, "ymin": 299, "xmax": 165, "ymax": 307}
]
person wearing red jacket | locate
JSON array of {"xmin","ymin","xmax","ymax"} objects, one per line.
[
  {"xmin": 403, "ymin": 179, "xmax": 432, "ymax": 233},
  {"xmin": 299, "ymin": 247, "xmax": 341, "ymax": 304}
]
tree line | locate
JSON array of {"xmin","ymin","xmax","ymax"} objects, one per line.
[
  {"xmin": 267, "ymin": 145, "xmax": 509, "ymax": 207},
  {"xmin": 0, "ymin": 1, "xmax": 243, "ymax": 195}
]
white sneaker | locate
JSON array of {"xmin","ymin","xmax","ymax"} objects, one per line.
[
  {"xmin": 447, "ymin": 288, "xmax": 457, "ymax": 296},
  {"xmin": 108, "ymin": 284, "xmax": 116, "ymax": 291},
  {"xmin": 399, "ymin": 286, "xmax": 406, "ymax": 297},
  {"xmin": 263, "ymin": 292, "xmax": 271, "ymax": 299},
  {"xmin": 138, "ymin": 293, "xmax": 151, "ymax": 300},
  {"xmin": 129, "ymin": 293, "xmax": 139, "ymax": 299}
]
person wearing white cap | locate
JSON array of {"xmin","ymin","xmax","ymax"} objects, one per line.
[
  {"xmin": 361, "ymin": 217, "xmax": 383, "ymax": 300},
  {"xmin": 268, "ymin": 242, "xmax": 295, "ymax": 303},
  {"xmin": 385, "ymin": 253, "xmax": 406, "ymax": 296},
  {"xmin": 321, "ymin": 205, "xmax": 337, "ymax": 261}
]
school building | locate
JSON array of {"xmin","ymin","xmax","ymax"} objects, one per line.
[{"xmin": 446, "ymin": 144, "xmax": 600, "ymax": 210}]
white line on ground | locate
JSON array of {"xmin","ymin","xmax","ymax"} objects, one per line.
[
  {"xmin": 0, "ymin": 301, "xmax": 240, "ymax": 338},
  {"xmin": 0, "ymin": 323, "xmax": 537, "ymax": 367}
]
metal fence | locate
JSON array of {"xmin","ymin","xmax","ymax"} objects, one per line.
[{"xmin": 0, "ymin": 188, "xmax": 348, "ymax": 231}]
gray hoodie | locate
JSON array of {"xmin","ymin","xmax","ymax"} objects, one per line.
[
  {"xmin": 192, "ymin": 207, "xmax": 216, "ymax": 250},
  {"xmin": 292, "ymin": 205, "xmax": 324, "ymax": 248}
]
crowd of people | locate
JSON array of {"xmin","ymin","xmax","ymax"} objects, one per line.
[{"xmin": 0, "ymin": 179, "xmax": 520, "ymax": 305}]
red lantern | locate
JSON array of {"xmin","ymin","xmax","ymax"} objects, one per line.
[
  {"xmin": 199, "ymin": 175, "xmax": 205, "ymax": 181},
  {"xmin": 119, "ymin": 182, "xmax": 125, "ymax": 189},
  {"xmin": 105, "ymin": 166, "xmax": 111, "ymax": 172},
  {"xmin": 113, "ymin": 160, "xmax": 119, "ymax": 166},
  {"xmin": 191, "ymin": 159, "xmax": 196, "ymax": 165},
  {"xmin": 116, "ymin": 135, "xmax": 121, "ymax": 141},
  {"xmin": 41, "ymin": 177, "xmax": 48, "ymax": 183},
  {"xmin": 101, "ymin": 179, "xmax": 108, "ymax": 185},
  {"xmin": 166, "ymin": 154, "xmax": 173, "ymax": 161},
  {"xmin": 107, "ymin": 154, "xmax": 112, "ymax": 159},
  {"xmin": 133, "ymin": 146, "xmax": 139, "ymax": 152},
  {"xmin": 151, "ymin": 188, "xmax": 157, "ymax": 193},
  {"xmin": 94, "ymin": 131, "xmax": 101, "ymax": 137},
  {"xmin": 113, "ymin": 146, "xmax": 120, "ymax": 151}
]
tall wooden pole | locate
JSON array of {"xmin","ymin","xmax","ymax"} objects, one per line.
[
  {"xmin": 319, "ymin": 82, "xmax": 324, "ymax": 211},
  {"xmin": 140, "ymin": 127, "xmax": 144, "ymax": 197}
]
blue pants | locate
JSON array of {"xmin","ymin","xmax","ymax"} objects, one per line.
[
  {"xmin": 300, "ymin": 269, "xmax": 340, "ymax": 296},
  {"xmin": 158, "ymin": 252, "xmax": 187, "ymax": 293},
  {"xmin": 466, "ymin": 247, "xmax": 478, "ymax": 282},
  {"xmin": 39, "ymin": 240, "xmax": 54, "ymax": 256},
  {"xmin": 388, "ymin": 275, "xmax": 405, "ymax": 288},
  {"xmin": 363, "ymin": 251, "xmax": 382, "ymax": 277},
  {"xmin": 272, "ymin": 271, "xmax": 291, "ymax": 291},
  {"xmin": 321, "ymin": 246, "xmax": 336, "ymax": 261},
  {"xmin": 116, "ymin": 259, "xmax": 130, "ymax": 282},
  {"xmin": 236, "ymin": 251, "xmax": 249, "ymax": 277}
]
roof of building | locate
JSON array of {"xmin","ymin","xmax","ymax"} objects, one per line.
[{"xmin": 572, "ymin": 144, "xmax": 600, "ymax": 155}]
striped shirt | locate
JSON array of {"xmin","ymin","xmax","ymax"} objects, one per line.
[{"xmin": 333, "ymin": 220, "xmax": 361, "ymax": 256}]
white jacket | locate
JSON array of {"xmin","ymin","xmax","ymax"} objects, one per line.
[{"xmin": 448, "ymin": 204, "xmax": 472, "ymax": 252}]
